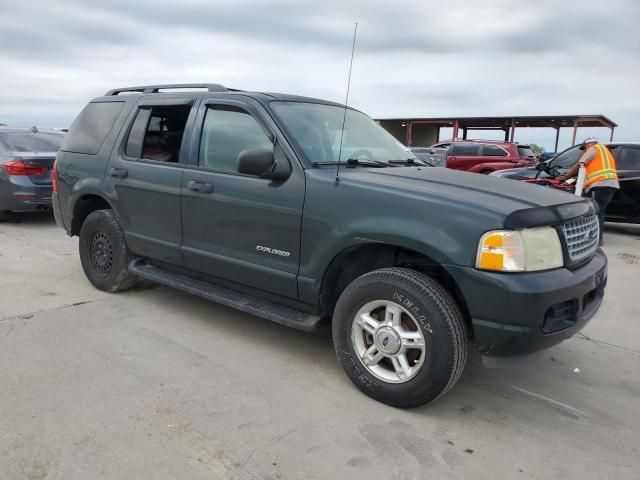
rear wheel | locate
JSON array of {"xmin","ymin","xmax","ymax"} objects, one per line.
[
  {"xmin": 332, "ymin": 267, "xmax": 468, "ymax": 408},
  {"xmin": 0, "ymin": 211, "xmax": 9, "ymax": 222},
  {"xmin": 79, "ymin": 209, "xmax": 138, "ymax": 292}
]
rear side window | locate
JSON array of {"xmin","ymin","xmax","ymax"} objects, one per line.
[
  {"xmin": 61, "ymin": 102, "xmax": 124, "ymax": 155},
  {"xmin": 199, "ymin": 106, "xmax": 272, "ymax": 173},
  {"xmin": 616, "ymin": 147, "xmax": 640, "ymax": 169},
  {"xmin": 482, "ymin": 144, "xmax": 508, "ymax": 156},
  {"xmin": 125, "ymin": 105, "xmax": 191, "ymax": 163},
  {"xmin": 517, "ymin": 146, "xmax": 536, "ymax": 158},
  {"xmin": 451, "ymin": 143, "xmax": 480, "ymax": 156},
  {"xmin": 0, "ymin": 132, "xmax": 63, "ymax": 152}
]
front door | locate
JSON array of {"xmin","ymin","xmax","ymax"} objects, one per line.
[
  {"xmin": 106, "ymin": 97, "xmax": 199, "ymax": 264},
  {"xmin": 180, "ymin": 99, "xmax": 304, "ymax": 299},
  {"xmin": 446, "ymin": 142, "xmax": 482, "ymax": 171}
]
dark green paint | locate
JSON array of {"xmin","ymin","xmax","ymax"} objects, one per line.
[{"xmin": 54, "ymin": 88, "xmax": 606, "ymax": 359}]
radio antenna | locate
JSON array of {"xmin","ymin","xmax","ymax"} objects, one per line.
[{"xmin": 336, "ymin": 21, "xmax": 358, "ymax": 183}]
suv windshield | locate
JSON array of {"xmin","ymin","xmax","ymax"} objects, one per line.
[
  {"xmin": 271, "ymin": 102, "xmax": 414, "ymax": 164},
  {"xmin": 0, "ymin": 132, "xmax": 64, "ymax": 152}
]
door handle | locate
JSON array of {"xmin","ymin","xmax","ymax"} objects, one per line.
[
  {"xmin": 187, "ymin": 180, "xmax": 214, "ymax": 194},
  {"xmin": 109, "ymin": 168, "xmax": 128, "ymax": 179}
]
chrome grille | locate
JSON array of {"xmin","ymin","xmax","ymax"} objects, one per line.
[{"xmin": 561, "ymin": 215, "xmax": 599, "ymax": 262}]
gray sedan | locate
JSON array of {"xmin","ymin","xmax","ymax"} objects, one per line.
[{"xmin": 0, "ymin": 126, "xmax": 65, "ymax": 221}]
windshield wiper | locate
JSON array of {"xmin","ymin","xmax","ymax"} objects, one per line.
[
  {"xmin": 313, "ymin": 158, "xmax": 388, "ymax": 168},
  {"xmin": 387, "ymin": 158, "xmax": 435, "ymax": 167}
]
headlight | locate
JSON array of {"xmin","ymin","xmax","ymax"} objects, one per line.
[{"xmin": 476, "ymin": 228, "xmax": 563, "ymax": 272}]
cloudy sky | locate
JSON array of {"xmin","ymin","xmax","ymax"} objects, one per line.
[{"xmin": 1, "ymin": 0, "xmax": 638, "ymax": 150}]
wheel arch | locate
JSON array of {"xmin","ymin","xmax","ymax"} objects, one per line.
[
  {"xmin": 318, "ymin": 242, "xmax": 473, "ymax": 339},
  {"xmin": 70, "ymin": 193, "xmax": 114, "ymax": 236}
]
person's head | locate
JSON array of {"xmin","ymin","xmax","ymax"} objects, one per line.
[{"xmin": 583, "ymin": 137, "xmax": 598, "ymax": 149}]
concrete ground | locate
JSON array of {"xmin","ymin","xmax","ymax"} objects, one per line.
[{"xmin": 1, "ymin": 213, "xmax": 639, "ymax": 480}]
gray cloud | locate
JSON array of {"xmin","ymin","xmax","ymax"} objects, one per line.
[{"xmin": 0, "ymin": 0, "xmax": 638, "ymax": 149}]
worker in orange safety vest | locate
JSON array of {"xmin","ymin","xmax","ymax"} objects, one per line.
[{"xmin": 558, "ymin": 137, "xmax": 619, "ymax": 245}]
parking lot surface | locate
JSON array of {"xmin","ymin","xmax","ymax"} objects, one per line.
[{"xmin": 1, "ymin": 213, "xmax": 639, "ymax": 480}]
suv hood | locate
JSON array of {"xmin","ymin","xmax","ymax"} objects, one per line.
[{"xmin": 343, "ymin": 166, "xmax": 590, "ymax": 226}]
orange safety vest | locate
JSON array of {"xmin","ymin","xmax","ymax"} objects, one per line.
[{"xmin": 583, "ymin": 144, "xmax": 618, "ymax": 188}]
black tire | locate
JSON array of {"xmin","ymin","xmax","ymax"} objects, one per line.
[
  {"xmin": 79, "ymin": 209, "xmax": 138, "ymax": 292},
  {"xmin": 332, "ymin": 267, "xmax": 468, "ymax": 408},
  {"xmin": 0, "ymin": 211, "xmax": 10, "ymax": 222}
]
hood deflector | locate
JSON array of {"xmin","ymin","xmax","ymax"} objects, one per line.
[{"xmin": 504, "ymin": 201, "xmax": 595, "ymax": 229}]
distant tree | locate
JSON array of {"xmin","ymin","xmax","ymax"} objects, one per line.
[{"xmin": 529, "ymin": 143, "xmax": 546, "ymax": 155}]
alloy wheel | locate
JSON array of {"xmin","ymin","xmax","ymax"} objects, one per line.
[{"xmin": 351, "ymin": 300, "xmax": 427, "ymax": 383}]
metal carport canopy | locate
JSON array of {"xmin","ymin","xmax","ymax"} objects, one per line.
[{"xmin": 376, "ymin": 114, "xmax": 618, "ymax": 150}]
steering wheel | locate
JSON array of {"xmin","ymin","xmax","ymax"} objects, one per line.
[{"xmin": 348, "ymin": 148, "xmax": 374, "ymax": 161}]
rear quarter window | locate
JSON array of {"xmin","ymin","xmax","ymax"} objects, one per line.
[{"xmin": 61, "ymin": 101, "xmax": 125, "ymax": 155}]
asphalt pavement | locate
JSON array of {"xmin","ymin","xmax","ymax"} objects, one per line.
[{"xmin": 1, "ymin": 212, "xmax": 639, "ymax": 480}]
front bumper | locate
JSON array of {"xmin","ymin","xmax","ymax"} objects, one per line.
[{"xmin": 447, "ymin": 249, "xmax": 607, "ymax": 357}]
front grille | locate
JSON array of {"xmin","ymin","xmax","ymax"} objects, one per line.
[{"xmin": 561, "ymin": 215, "xmax": 599, "ymax": 262}]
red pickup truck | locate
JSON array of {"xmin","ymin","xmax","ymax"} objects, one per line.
[{"xmin": 431, "ymin": 140, "xmax": 537, "ymax": 174}]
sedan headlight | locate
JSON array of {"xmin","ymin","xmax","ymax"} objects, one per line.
[{"xmin": 476, "ymin": 227, "xmax": 563, "ymax": 272}]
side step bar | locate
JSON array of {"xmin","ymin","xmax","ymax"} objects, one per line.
[{"xmin": 128, "ymin": 259, "xmax": 321, "ymax": 332}]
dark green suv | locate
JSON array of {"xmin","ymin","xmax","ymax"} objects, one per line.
[{"xmin": 53, "ymin": 84, "xmax": 607, "ymax": 407}]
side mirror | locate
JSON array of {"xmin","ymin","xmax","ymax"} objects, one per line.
[
  {"xmin": 237, "ymin": 148, "xmax": 290, "ymax": 180},
  {"xmin": 536, "ymin": 161, "xmax": 547, "ymax": 171}
]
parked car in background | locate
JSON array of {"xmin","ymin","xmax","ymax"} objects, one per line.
[
  {"xmin": 537, "ymin": 151, "xmax": 556, "ymax": 162},
  {"xmin": 430, "ymin": 139, "xmax": 537, "ymax": 174},
  {"xmin": 409, "ymin": 146, "xmax": 446, "ymax": 167},
  {"xmin": 0, "ymin": 126, "xmax": 65, "ymax": 221},
  {"xmin": 491, "ymin": 143, "xmax": 640, "ymax": 224}
]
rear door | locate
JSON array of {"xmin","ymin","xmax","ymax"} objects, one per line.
[
  {"xmin": 607, "ymin": 146, "xmax": 640, "ymax": 221},
  {"xmin": 180, "ymin": 98, "xmax": 304, "ymax": 299},
  {"xmin": 106, "ymin": 96, "xmax": 200, "ymax": 265},
  {"xmin": 446, "ymin": 142, "xmax": 481, "ymax": 171},
  {"xmin": 479, "ymin": 143, "xmax": 511, "ymax": 171}
]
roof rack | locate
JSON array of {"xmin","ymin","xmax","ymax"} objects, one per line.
[{"xmin": 105, "ymin": 83, "xmax": 228, "ymax": 96}]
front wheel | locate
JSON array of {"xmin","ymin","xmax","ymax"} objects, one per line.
[{"xmin": 332, "ymin": 267, "xmax": 468, "ymax": 408}]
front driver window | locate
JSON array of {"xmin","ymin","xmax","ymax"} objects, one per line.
[
  {"xmin": 199, "ymin": 106, "xmax": 273, "ymax": 173},
  {"xmin": 617, "ymin": 147, "xmax": 640, "ymax": 169}
]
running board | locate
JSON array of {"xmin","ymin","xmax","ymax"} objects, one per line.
[{"xmin": 128, "ymin": 259, "xmax": 321, "ymax": 332}]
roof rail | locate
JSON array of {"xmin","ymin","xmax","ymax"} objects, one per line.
[{"xmin": 105, "ymin": 83, "xmax": 228, "ymax": 96}]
